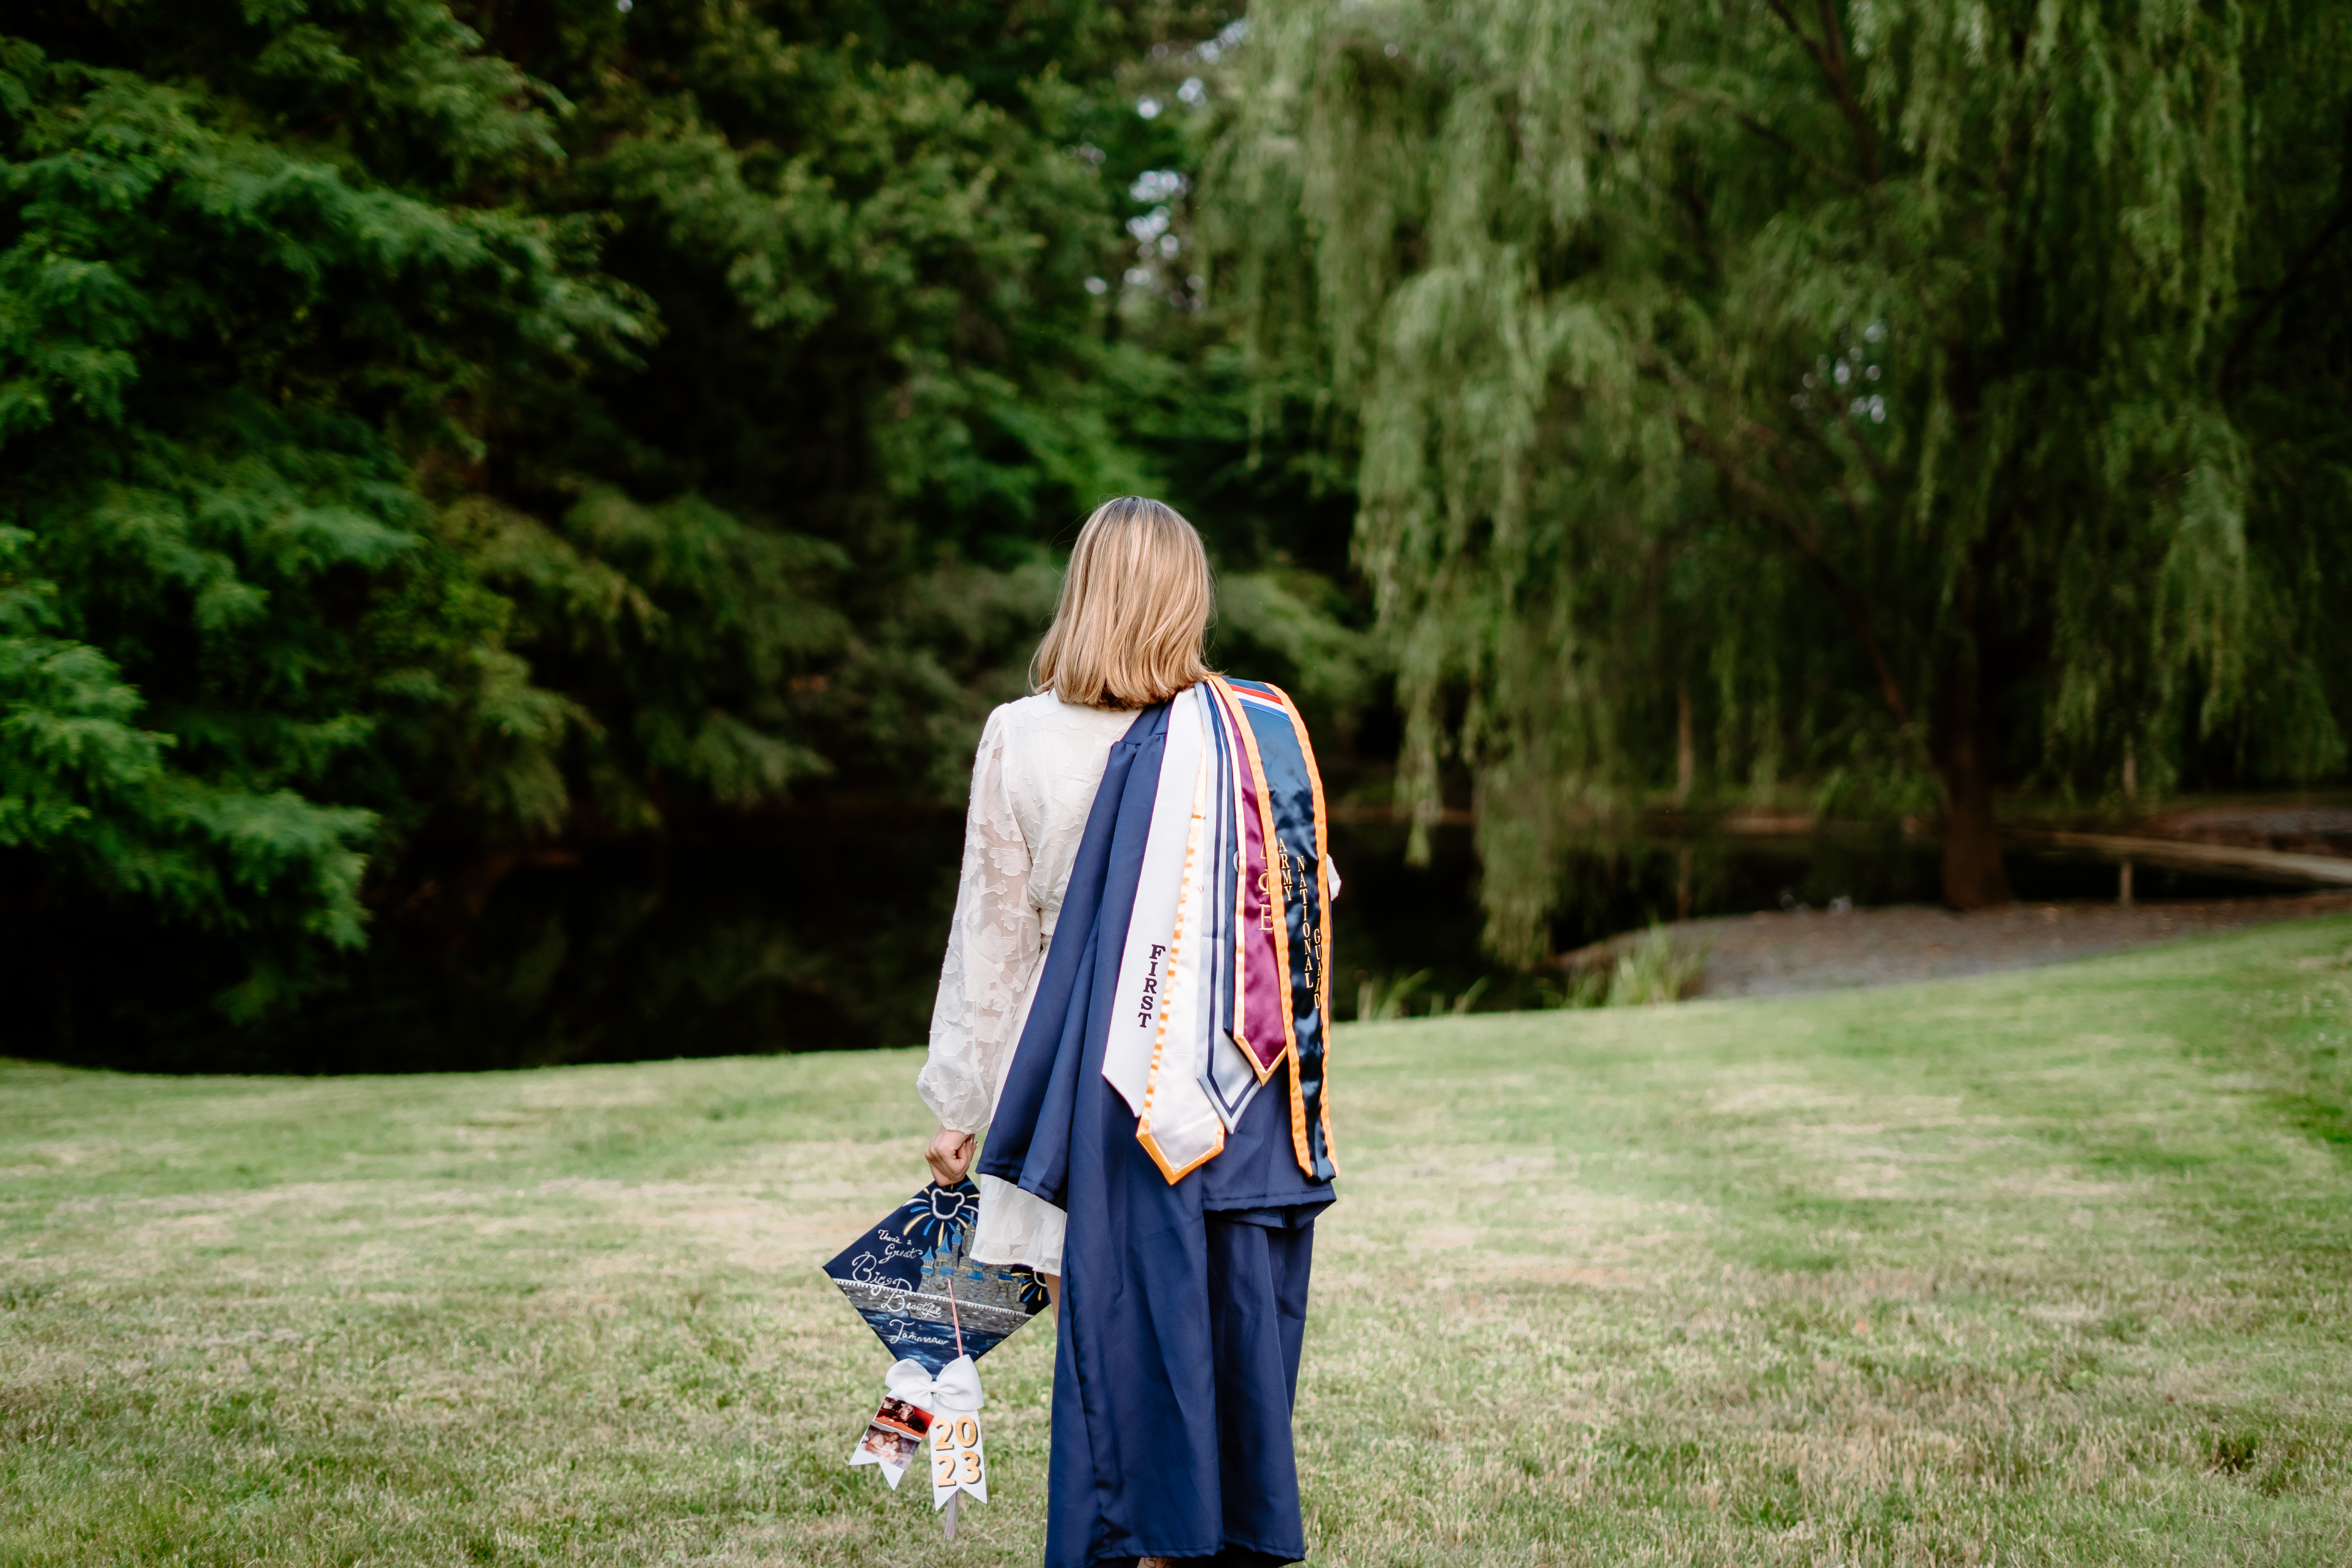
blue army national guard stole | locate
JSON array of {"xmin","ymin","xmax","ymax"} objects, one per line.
[{"xmin": 983, "ymin": 676, "xmax": 1338, "ymax": 1195}]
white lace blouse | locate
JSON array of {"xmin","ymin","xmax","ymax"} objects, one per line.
[{"xmin": 918, "ymin": 692, "xmax": 1138, "ymax": 1273}]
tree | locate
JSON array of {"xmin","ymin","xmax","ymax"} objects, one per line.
[
  {"xmin": 1209, "ymin": 0, "xmax": 2352, "ymax": 959},
  {"xmin": 0, "ymin": 11, "xmax": 630, "ymax": 1022}
]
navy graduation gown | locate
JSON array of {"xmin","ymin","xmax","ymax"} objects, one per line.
[{"xmin": 980, "ymin": 699, "xmax": 1334, "ymax": 1567}]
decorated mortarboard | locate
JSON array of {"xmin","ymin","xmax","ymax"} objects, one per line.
[
  {"xmin": 820, "ymin": 1180, "xmax": 1050, "ymax": 1537},
  {"xmin": 822, "ymin": 1179, "xmax": 1048, "ymax": 1372}
]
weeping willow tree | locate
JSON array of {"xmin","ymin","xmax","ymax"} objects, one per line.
[{"xmin": 1209, "ymin": 0, "xmax": 2352, "ymax": 958}]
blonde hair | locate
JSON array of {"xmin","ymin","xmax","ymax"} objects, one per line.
[{"xmin": 1031, "ymin": 497, "xmax": 1214, "ymax": 709}]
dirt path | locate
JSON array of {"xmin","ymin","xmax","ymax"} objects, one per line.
[{"xmin": 1604, "ymin": 892, "xmax": 2352, "ymax": 999}]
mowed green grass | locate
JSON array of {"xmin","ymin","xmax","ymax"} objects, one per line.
[{"xmin": 6, "ymin": 920, "xmax": 2352, "ymax": 1567}]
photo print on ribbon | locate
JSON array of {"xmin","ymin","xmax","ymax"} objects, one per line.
[{"xmin": 847, "ymin": 1396, "xmax": 933, "ymax": 1489}]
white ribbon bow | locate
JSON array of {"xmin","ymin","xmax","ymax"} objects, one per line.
[
  {"xmin": 889, "ymin": 1354, "xmax": 991, "ymax": 1519},
  {"xmin": 885, "ymin": 1353, "xmax": 984, "ymax": 1415}
]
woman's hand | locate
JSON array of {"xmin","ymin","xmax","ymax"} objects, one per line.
[{"xmin": 926, "ymin": 1125, "xmax": 976, "ymax": 1187}]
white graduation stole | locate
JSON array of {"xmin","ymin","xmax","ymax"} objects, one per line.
[{"xmin": 1100, "ymin": 686, "xmax": 1229, "ymax": 1180}]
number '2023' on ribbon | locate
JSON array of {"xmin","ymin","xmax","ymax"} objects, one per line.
[{"xmin": 931, "ymin": 1410, "xmax": 988, "ymax": 1507}]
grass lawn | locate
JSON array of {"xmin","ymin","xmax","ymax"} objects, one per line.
[{"xmin": 5, "ymin": 918, "xmax": 2352, "ymax": 1566}]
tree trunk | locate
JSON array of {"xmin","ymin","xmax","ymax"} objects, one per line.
[
  {"xmin": 1940, "ymin": 754, "xmax": 2009, "ymax": 909},
  {"xmin": 1933, "ymin": 623, "xmax": 2011, "ymax": 910},
  {"xmin": 1674, "ymin": 681, "xmax": 1695, "ymax": 805}
]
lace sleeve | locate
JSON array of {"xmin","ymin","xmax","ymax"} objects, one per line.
[{"xmin": 917, "ymin": 710, "xmax": 1041, "ymax": 1135}]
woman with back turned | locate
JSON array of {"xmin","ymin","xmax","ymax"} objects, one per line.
[{"xmin": 918, "ymin": 496, "xmax": 1342, "ymax": 1568}]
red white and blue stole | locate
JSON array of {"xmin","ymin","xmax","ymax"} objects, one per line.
[{"xmin": 1099, "ymin": 678, "xmax": 1337, "ymax": 1183}]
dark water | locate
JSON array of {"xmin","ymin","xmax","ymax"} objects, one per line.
[
  {"xmin": 289, "ymin": 821, "xmax": 976, "ymax": 1072},
  {"xmin": 222, "ymin": 819, "xmax": 2294, "ymax": 1071}
]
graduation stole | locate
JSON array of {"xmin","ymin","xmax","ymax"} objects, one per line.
[{"xmin": 1099, "ymin": 677, "xmax": 1338, "ymax": 1183}]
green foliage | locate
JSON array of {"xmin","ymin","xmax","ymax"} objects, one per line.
[
  {"xmin": 1601, "ymin": 925, "xmax": 1705, "ymax": 1006},
  {"xmin": 1355, "ymin": 965, "xmax": 1432, "ymax": 1020},
  {"xmin": 0, "ymin": 27, "xmax": 612, "ymax": 1014},
  {"xmin": 452, "ymin": 489, "xmax": 848, "ymax": 827},
  {"xmin": 1210, "ymin": 0, "xmax": 2352, "ymax": 957},
  {"xmin": 0, "ymin": 2, "xmax": 1373, "ymax": 1055}
]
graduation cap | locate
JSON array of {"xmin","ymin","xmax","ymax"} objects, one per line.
[
  {"xmin": 823, "ymin": 1180, "xmax": 1049, "ymax": 1536},
  {"xmin": 820, "ymin": 1178, "xmax": 1049, "ymax": 1375}
]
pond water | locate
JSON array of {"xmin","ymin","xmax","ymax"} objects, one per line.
[{"xmin": 251, "ymin": 817, "xmax": 2301, "ymax": 1072}]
